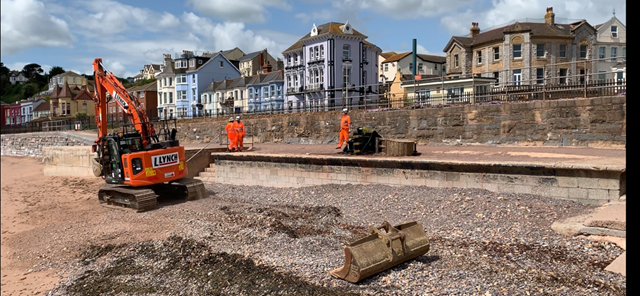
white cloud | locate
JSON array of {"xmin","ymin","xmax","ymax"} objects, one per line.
[
  {"xmin": 180, "ymin": 12, "xmax": 298, "ymax": 58},
  {"xmin": 294, "ymin": 10, "xmax": 333, "ymax": 24},
  {"xmin": 59, "ymin": 0, "xmax": 181, "ymax": 37},
  {"xmin": 0, "ymin": 0, "xmax": 74, "ymax": 55},
  {"xmin": 186, "ymin": 0, "xmax": 291, "ymax": 23},
  {"xmin": 333, "ymin": 0, "xmax": 474, "ymax": 19},
  {"xmin": 441, "ymin": 0, "xmax": 626, "ymax": 36}
]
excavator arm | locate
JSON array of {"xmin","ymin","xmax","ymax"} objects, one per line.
[{"xmin": 92, "ymin": 58, "xmax": 151, "ymax": 148}]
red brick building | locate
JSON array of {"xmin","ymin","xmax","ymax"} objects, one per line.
[
  {"xmin": 108, "ymin": 81, "xmax": 158, "ymax": 123},
  {"xmin": 7, "ymin": 102, "xmax": 22, "ymax": 125}
]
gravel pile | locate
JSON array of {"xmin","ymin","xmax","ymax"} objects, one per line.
[{"xmin": 49, "ymin": 183, "xmax": 625, "ymax": 295}]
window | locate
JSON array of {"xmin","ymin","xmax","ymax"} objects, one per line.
[
  {"xmin": 343, "ymin": 45, "xmax": 350, "ymax": 60},
  {"xmin": 536, "ymin": 44, "xmax": 545, "ymax": 57},
  {"xmin": 139, "ymin": 91, "xmax": 144, "ymax": 98},
  {"xmin": 189, "ymin": 59, "xmax": 195, "ymax": 67},
  {"xmin": 536, "ymin": 68, "xmax": 544, "ymax": 84},
  {"xmin": 287, "ymin": 75, "xmax": 291, "ymax": 87},
  {"xmin": 315, "ymin": 46, "xmax": 319, "ymax": 60},
  {"xmin": 380, "ymin": 64, "xmax": 383, "ymax": 71},
  {"xmin": 559, "ymin": 44, "xmax": 567, "ymax": 58},
  {"xmin": 454, "ymin": 54, "xmax": 459, "ymax": 67},
  {"xmin": 168, "ymin": 77, "xmax": 172, "ymax": 86},
  {"xmin": 611, "ymin": 25, "xmax": 618, "ymax": 38},
  {"xmin": 362, "ymin": 70, "xmax": 367, "ymax": 86},
  {"xmin": 434, "ymin": 64, "xmax": 438, "ymax": 70},
  {"xmin": 169, "ymin": 92, "xmax": 173, "ymax": 104},
  {"xmin": 198, "ymin": 60, "xmax": 203, "ymax": 64},
  {"xmin": 418, "ymin": 63, "xmax": 423, "ymax": 71},
  {"xmin": 288, "ymin": 55, "xmax": 292, "ymax": 65},
  {"xmin": 476, "ymin": 50, "xmax": 482, "ymax": 64},
  {"xmin": 512, "ymin": 69, "xmax": 522, "ymax": 86},
  {"xmin": 309, "ymin": 47, "xmax": 314, "ymax": 61},
  {"xmin": 579, "ymin": 45, "xmax": 587, "ymax": 59},
  {"xmin": 493, "ymin": 47, "xmax": 500, "ymax": 60},
  {"xmin": 179, "ymin": 90, "xmax": 187, "ymax": 101},
  {"xmin": 384, "ymin": 64, "xmax": 388, "ymax": 71},
  {"xmin": 320, "ymin": 45, "xmax": 324, "ymax": 58},
  {"xmin": 409, "ymin": 63, "xmax": 413, "ymax": 71},
  {"xmin": 362, "ymin": 47, "xmax": 367, "ymax": 61},
  {"xmin": 320, "ymin": 69, "xmax": 324, "ymax": 84},
  {"xmin": 599, "ymin": 47, "xmax": 606, "ymax": 59},
  {"xmin": 513, "ymin": 44, "xmax": 522, "ymax": 58},
  {"xmin": 315, "ymin": 70, "xmax": 319, "ymax": 84},
  {"xmin": 177, "ymin": 75, "xmax": 186, "ymax": 84},
  {"xmin": 220, "ymin": 61, "xmax": 224, "ymax": 68},
  {"xmin": 559, "ymin": 69, "xmax": 567, "ymax": 84},
  {"xmin": 493, "ymin": 72, "xmax": 499, "ymax": 86},
  {"xmin": 611, "ymin": 47, "xmax": 617, "ymax": 61},
  {"xmin": 235, "ymin": 90, "xmax": 239, "ymax": 100},
  {"xmin": 598, "ymin": 71, "xmax": 606, "ymax": 81},
  {"xmin": 622, "ymin": 47, "xmax": 626, "ymax": 61}
]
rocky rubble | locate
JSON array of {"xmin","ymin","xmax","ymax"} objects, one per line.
[{"xmin": 46, "ymin": 183, "xmax": 625, "ymax": 296}]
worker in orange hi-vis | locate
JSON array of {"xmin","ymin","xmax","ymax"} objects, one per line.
[
  {"xmin": 235, "ymin": 115, "xmax": 245, "ymax": 151},
  {"xmin": 336, "ymin": 108, "xmax": 351, "ymax": 149},
  {"xmin": 225, "ymin": 117, "xmax": 237, "ymax": 152}
]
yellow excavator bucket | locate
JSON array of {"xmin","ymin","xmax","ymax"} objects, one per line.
[{"xmin": 330, "ymin": 221, "xmax": 430, "ymax": 283}]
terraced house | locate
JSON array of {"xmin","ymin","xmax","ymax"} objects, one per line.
[
  {"xmin": 247, "ymin": 68, "xmax": 284, "ymax": 113},
  {"xmin": 443, "ymin": 7, "xmax": 597, "ymax": 86},
  {"xmin": 283, "ymin": 21, "xmax": 382, "ymax": 112},
  {"xmin": 593, "ymin": 13, "xmax": 626, "ymax": 81},
  {"xmin": 156, "ymin": 54, "xmax": 176, "ymax": 119},
  {"xmin": 173, "ymin": 50, "xmax": 241, "ymax": 118},
  {"xmin": 379, "ymin": 52, "xmax": 446, "ymax": 82},
  {"xmin": 238, "ymin": 49, "xmax": 278, "ymax": 77}
]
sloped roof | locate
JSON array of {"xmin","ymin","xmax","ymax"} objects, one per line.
[
  {"xmin": 151, "ymin": 64, "xmax": 161, "ymax": 71},
  {"xmin": 229, "ymin": 76, "xmax": 253, "ymax": 88},
  {"xmin": 263, "ymin": 70, "xmax": 283, "ymax": 83},
  {"xmin": 444, "ymin": 20, "xmax": 591, "ymax": 52},
  {"xmin": 204, "ymin": 80, "xmax": 224, "ymax": 92},
  {"xmin": 33, "ymin": 101, "xmax": 50, "ymax": 111},
  {"xmin": 127, "ymin": 81, "xmax": 157, "ymax": 92},
  {"xmin": 49, "ymin": 83, "xmax": 61, "ymax": 99},
  {"xmin": 417, "ymin": 54, "xmax": 446, "ymax": 63},
  {"xmin": 238, "ymin": 50, "xmax": 263, "ymax": 61},
  {"xmin": 380, "ymin": 52, "xmax": 397, "ymax": 59},
  {"xmin": 73, "ymin": 88, "xmax": 94, "ymax": 101},
  {"xmin": 283, "ymin": 22, "xmax": 368, "ymax": 53},
  {"xmin": 57, "ymin": 81, "xmax": 75, "ymax": 98}
]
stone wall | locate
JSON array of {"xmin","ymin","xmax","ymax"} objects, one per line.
[
  {"xmin": 175, "ymin": 96, "xmax": 626, "ymax": 148},
  {"xmin": 1, "ymin": 132, "xmax": 93, "ymax": 158},
  {"xmin": 211, "ymin": 156, "xmax": 624, "ymax": 206}
]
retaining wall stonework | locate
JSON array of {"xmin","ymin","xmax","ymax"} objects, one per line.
[
  {"xmin": 212, "ymin": 158, "xmax": 623, "ymax": 206},
  {"xmin": 1, "ymin": 132, "xmax": 93, "ymax": 158},
  {"xmin": 175, "ymin": 96, "xmax": 625, "ymax": 148}
]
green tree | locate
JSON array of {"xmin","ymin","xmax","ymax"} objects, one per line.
[
  {"xmin": 0, "ymin": 62, "xmax": 9, "ymax": 77},
  {"xmin": 21, "ymin": 63, "xmax": 44, "ymax": 79},
  {"xmin": 48, "ymin": 66, "xmax": 65, "ymax": 78},
  {"xmin": 22, "ymin": 82, "xmax": 40, "ymax": 99}
]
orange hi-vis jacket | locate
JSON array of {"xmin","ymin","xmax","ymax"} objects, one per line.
[
  {"xmin": 236, "ymin": 121, "xmax": 245, "ymax": 136},
  {"xmin": 340, "ymin": 114, "xmax": 351, "ymax": 130},
  {"xmin": 226, "ymin": 122, "xmax": 237, "ymax": 137}
]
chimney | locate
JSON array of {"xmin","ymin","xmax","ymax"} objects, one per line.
[
  {"xmin": 545, "ymin": 7, "xmax": 555, "ymax": 26},
  {"xmin": 470, "ymin": 22, "xmax": 480, "ymax": 37},
  {"xmin": 262, "ymin": 61, "xmax": 272, "ymax": 74}
]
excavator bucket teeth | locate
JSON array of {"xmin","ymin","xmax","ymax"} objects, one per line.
[{"xmin": 330, "ymin": 221, "xmax": 430, "ymax": 283}]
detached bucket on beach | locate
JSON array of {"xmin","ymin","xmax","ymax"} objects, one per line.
[{"xmin": 330, "ymin": 221, "xmax": 430, "ymax": 283}]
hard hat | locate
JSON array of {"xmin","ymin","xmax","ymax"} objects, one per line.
[
  {"xmin": 229, "ymin": 117, "xmax": 234, "ymax": 122},
  {"xmin": 236, "ymin": 116, "xmax": 240, "ymax": 120},
  {"xmin": 342, "ymin": 108, "xmax": 348, "ymax": 113}
]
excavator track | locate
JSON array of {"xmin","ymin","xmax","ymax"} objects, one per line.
[
  {"xmin": 98, "ymin": 185, "xmax": 159, "ymax": 212},
  {"xmin": 98, "ymin": 178, "xmax": 208, "ymax": 213}
]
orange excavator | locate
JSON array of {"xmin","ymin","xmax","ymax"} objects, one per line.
[{"xmin": 90, "ymin": 57, "xmax": 207, "ymax": 212}]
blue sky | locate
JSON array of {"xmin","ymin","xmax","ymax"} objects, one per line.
[{"xmin": 1, "ymin": 0, "xmax": 626, "ymax": 78}]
